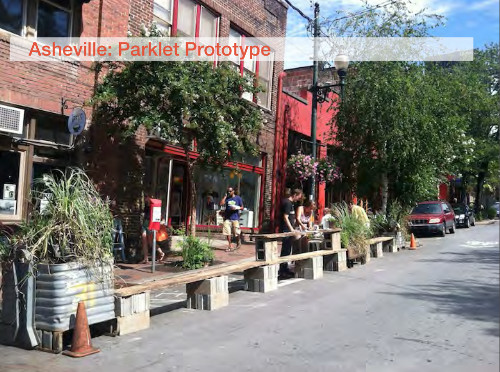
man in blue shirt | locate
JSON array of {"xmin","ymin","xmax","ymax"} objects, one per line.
[{"xmin": 220, "ymin": 186, "xmax": 243, "ymax": 252}]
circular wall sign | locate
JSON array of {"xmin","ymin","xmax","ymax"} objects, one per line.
[{"xmin": 68, "ymin": 107, "xmax": 86, "ymax": 135}]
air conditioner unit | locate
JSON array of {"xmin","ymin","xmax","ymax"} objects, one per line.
[{"xmin": 0, "ymin": 104, "xmax": 24, "ymax": 135}]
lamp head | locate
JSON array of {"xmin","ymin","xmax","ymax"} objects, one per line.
[{"xmin": 334, "ymin": 54, "xmax": 349, "ymax": 73}]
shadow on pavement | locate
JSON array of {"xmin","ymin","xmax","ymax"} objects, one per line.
[
  {"xmin": 416, "ymin": 248, "xmax": 500, "ymax": 266},
  {"xmin": 381, "ymin": 247, "xmax": 500, "ymax": 337},
  {"xmin": 380, "ymin": 276, "xmax": 499, "ymax": 337}
]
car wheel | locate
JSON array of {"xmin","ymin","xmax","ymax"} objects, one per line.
[
  {"xmin": 449, "ymin": 221, "xmax": 456, "ymax": 234},
  {"xmin": 440, "ymin": 223, "xmax": 446, "ymax": 237},
  {"xmin": 465, "ymin": 218, "xmax": 471, "ymax": 228}
]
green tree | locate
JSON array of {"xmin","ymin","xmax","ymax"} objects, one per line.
[
  {"xmin": 92, "ymin": 33, "xmax": 262, "ymax": 236},
  {"xmin": 449, "ymin": 44, "xmax": 499, "ymax": 210},
  {"xmin": 325, "ymin": 1, "xmax": 469, "ymax": 212}
]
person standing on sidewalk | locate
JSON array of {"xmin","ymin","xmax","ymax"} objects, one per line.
[
  {"xmin": 279, "ymin": 188, "xmax": 303, "ymax": 278},
  {"xmin": 220, "ymin": 186, "xmax": 243, "ymax": 252}
]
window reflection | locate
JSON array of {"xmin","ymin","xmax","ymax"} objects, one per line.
[
  {"xmin": 195, "ymin": 167, "xmax": 260, "ymax": 228},
  {"xmin": 0, "ymin": 0, "xmax": 23, "ymax": 35},
  {"xmin": 37, "ymin": 0, "xmax": 71, "ymax": 38}
]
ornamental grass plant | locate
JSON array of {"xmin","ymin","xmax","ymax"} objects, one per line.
[
  {"xmin": 8, "ymin": 168, "xmax": 113, "ymax": 274},
  {"xmin": 331, "ymin": 202, "xmax": 371, "ymax": 257}
]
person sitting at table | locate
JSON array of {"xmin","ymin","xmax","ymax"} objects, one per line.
[
  {"xmin": 297, "ymin": 200, "xmax": 315, "ymax": 231},
  {"xmin": 321, "ymin": 207, "xmax": 333, "ymax": 229},
  {"xmin": 297, "ymin": 200, "xmax": 316, "ymax": 252}
]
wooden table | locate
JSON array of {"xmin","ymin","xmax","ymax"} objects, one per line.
[{"xmin": 252, "ymin": 228, "xmax": 342, "ymax": 262}]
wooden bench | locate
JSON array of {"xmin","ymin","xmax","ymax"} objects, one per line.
[
  {"xmin": 346, "ymin": 236, "xmax": 396, "ymax": 267},
  {"xmin": 368, "ymin": 236, "xmax": 397, "ymax": 258},
  {"xmin": 113, "ymin": 228, "xmax": 345, "ymax": 335},
  {"xmin": 114, "ymin": 258, "xmax": 264, "ymax": 334}
]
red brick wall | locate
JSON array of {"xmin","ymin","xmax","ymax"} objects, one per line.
[
  {"xmin": 1, "ymin": 0, "xmax": 287, "ymax": 248},
  {"xmin": 126, "ymin": 0, "xmax": 288, "ymax": 230},
  {"xmin": 0, "ymin": 0, "xmax": 137, "ymax": 234},
  {"xmin": 0, "ymin": 0, "xmax": 130, "ymax": 116}
]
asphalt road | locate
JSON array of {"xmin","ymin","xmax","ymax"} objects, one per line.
[{"xmin": 1, "ymin": 223, "xmax": 498, "ymax": 372}]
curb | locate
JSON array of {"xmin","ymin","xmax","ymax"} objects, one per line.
[{"xmin": 475, "ymin": 220, "xmax": 498, "ymax": 226}]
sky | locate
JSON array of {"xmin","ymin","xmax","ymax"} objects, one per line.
[{"xmin": 284, "ymin": 0, "xmax": 500, "ymax": 68}]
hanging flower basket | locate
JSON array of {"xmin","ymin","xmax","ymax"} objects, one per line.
[
  {"xmin": 287, "ymin": 152, "xmax": 318, "ymax": 181},
  {"xmin": 317, "ymin": 158, "xmax": 341, "ymax": 184}
]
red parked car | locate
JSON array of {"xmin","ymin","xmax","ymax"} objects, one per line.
[{"xmin": 408, "ymin": 201, "xmax": 456, "ymax": 237}]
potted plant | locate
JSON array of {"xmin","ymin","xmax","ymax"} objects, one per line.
[
  {"xmin": 286, "ymin": 152, "xmax": 318, "ymax": 185},
  {"xmin": 180, "ymin": 236, "xmax": 214, "ymax": 269},
  {"xmin": 331, "ymin": 203, "xmax": 371, "ymax": 266},
  {"xmin": 1, "ymin": 168, "xmax": 116, "ymax": 352},
  {"xmin": 372, "ymin": 201, "xmax": 411, "ymax": 249},
  {"xmin": 317, "ymin": 158, "xmax": 341, "ymax": 184},
  {"xmin": 168, "ymin": 225, "xmax": 187, "ymax": 252}
]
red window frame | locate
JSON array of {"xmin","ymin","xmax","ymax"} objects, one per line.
[
  {"xmin": 171, "ymin": 0, "xmax": 219, "ymax": 38},
  {"xmin": 230, "ymin": 28, "xmax": 273, "ymax": 109},
  {"xmin": 155, "ymin": 142, "xmax": 266, "ymax": 230}
]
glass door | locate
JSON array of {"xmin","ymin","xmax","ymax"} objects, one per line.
[{"xmin": 168, "ymin": 162, "xmax": 187, "ymax": 228}]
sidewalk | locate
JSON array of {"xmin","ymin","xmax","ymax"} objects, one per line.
[
  {"xmin": 114, "ymin": 237, "xmax": 256, "ymax": 287},
  {"xmin": 475, "ymin": 219, "xmax": 498, "ymax": 226}
]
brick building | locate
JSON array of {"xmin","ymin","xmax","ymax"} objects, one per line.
[
  {"xmin": 271, "ymin": 65, "xmax": 342, "ymax": 229},
  {"xmin": 0, "ymin": 0, "xmax": 288, "ymax": 251},
  {"xmin": 0, "ymin": 0, "xmax": 128, "ymax": 224}
]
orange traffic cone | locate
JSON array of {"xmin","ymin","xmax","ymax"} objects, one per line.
[
  {"xmin": 409, "ymin": 234, "xmax": 417, "ymax": 250},
  {"xmin": 63, "ymin": 301, "xmax": 100, "ymax": 358}
]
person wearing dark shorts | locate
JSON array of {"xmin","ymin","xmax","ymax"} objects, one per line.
[{"xmin": 279, "ymin": 188, "xmax": 303, "ymax": 278}]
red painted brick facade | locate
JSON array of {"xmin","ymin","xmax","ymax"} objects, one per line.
[{"xmin": 272, "ymin": 66, "xmax": 339, "ymax": 227}]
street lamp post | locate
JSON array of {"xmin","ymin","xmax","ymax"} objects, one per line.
[
  {"xmin": 308, "ymin": 20, "xmax": 349, "ymax": 201},
  {"xmin": 309, "ymin": 2, "xmax": 320, "ymax": 202}
]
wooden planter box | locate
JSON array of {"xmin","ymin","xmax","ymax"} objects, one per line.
[{"xmin": 346, "ymin": 245, "xmax": 370, "ymax": 266}]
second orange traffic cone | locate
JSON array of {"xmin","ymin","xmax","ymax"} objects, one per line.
[
  {"xmin": 63, "ymin": 301, "xmax": 100, "ymax": 358},
  {"xmin": 409, "ymin": 234, "xmax": 417, "ymax": 250}
]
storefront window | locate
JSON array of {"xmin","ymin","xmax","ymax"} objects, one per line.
[
  {"xmin": 195, "ymin": 167, "xmax": 260, "ymax": 228},
  {"xmin": 169, "ymin": 163, "xmax": 186, "ymax": 226},
  {"xmin": 154, "ymin": 158, "xmax": 171, "ymax": 221},
  {"xmin": 0, "ymin": 150, "xmax": 21, "ymax": 217}
]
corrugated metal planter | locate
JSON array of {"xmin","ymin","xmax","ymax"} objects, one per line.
[
  {"xmin": 0, "ymin": 262, "xmax": 37, "ymax": 349},
  {"xmin": 35, "ymin": 260, "xmax": 115, "ymax": 332}
]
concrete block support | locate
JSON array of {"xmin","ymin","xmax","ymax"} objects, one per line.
[
  {"xmin": 255, "ymin": 240, "xmax": 278, "ymax": 263},
  {"xmin": 115, "ymin": 290, "xmax": 151, "ymax": 335},
  {"xmin": 323, "ymin": 231, "xmax": 341, "ymax": 251},
  {"xmin": 371, "ymin": 242, "xmax": 384, "ymax": 258},
  {"xmin": 295, "ymin": 257, "xmax": 323, "ymax": 280},
  {"xmin": 383, "ymin": 238, "xmax": 397, "ymax": 253},
  {"xmin": 244, "ymin": 264, "xmax": 279, "ymax": 293},
  {"xmin": 186, "ymin": 276, "xmax": 229, "ymax": 311},
  {"xmin": 363, "ymin": 245, "xmax": 371, "ymax": 264},
  {"xmin": 331, "ymin": 232, "xmax": 341, "ymax": 251},
  {"xmin": 323, "ymin": 250, "xmax": 347, "ymax": 272}
]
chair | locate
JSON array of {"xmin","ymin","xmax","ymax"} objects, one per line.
[{"xmin": 112, "ymin": 219, "xmax": 126, "ymax": 262}]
